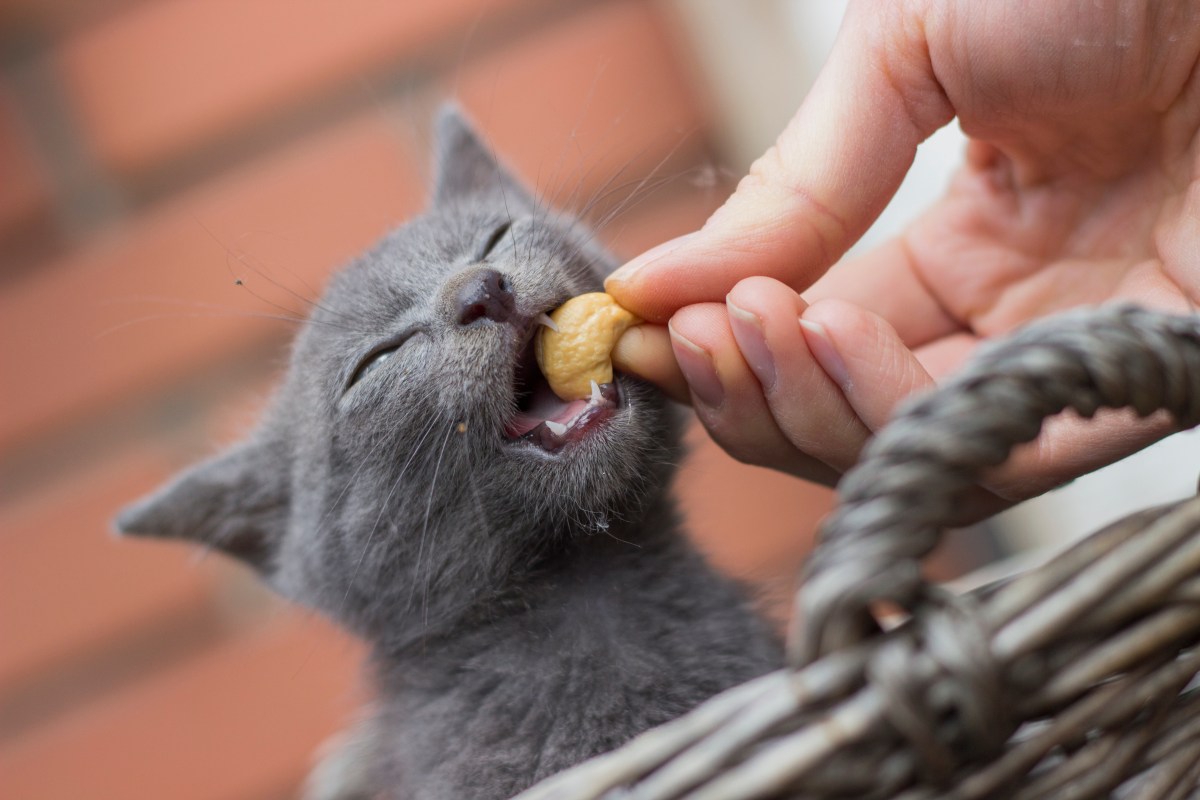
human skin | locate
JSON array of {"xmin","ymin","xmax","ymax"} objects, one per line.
[{"xmin": 607, "ymin": 0, "xmax": 1200, "ymax": 520}]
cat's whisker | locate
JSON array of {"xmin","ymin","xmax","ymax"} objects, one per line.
[
  {"xmin": 476, "ymin": 129, "xmax": 522, "ymax": 259},
  {"xmin": 228, "ymin": 226, "xmax": 328, "ymax": 309},
  {"xmin": 557, "ymin": 129, "xmax": 705, "ymax": 270},
  {"xmin": 563, "ymin": 171, "xmax": 691, "ymax": 275},
  {"xmin": 576, "ymin": 135, "xmax": 703, "ymax": 241},
  {"xmin": 562, "ymin": 144, "xmax": 645, "ymax": 228},
  {"xmin": 93, "ymin": 310, "xmax": 364, "ymax": 341},
  {"xmin": 579, "ymin": 172, "xmax": 678, "ymax": 231},
  {"xmin": 549, "ymin": 59, "xmax": 679, "ymax": 238},
  {"xmin": 96, "ymin": 294, "xmax": 377, "ymax": 336},
  {"xmin": 553, "ymin": 99, "xmax": 696, "ymax": 238},
  {"xmin": 193, "ymin": 217, "xmax": 362, "ymax": 328},
  {"xmin": 409, "ymin": 423, "xmax": 457, "ymax": 628},
  {"xmin": 339, "ymin": 414, "xmax": 443, "ymax": 618},
  {"xmin": 525, "ymin": 62, "xmax": 612, "ymax": 249},
  {"xmin": 304, "ymin": 449, "xmax": 384, "ymax": 585}
]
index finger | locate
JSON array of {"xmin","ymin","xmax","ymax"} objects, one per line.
[{"xmin": 606, "ymin": 1, "xmax": 952, "ymax": 323}]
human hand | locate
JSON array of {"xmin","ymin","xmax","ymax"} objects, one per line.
[{"xmin": 608, "ymin": 0, "xmax": 1200, "ymax": 516}]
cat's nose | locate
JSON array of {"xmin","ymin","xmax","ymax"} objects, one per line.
[{"xmin": 455, "ymin": 268, "xmax": 517, "ymax": 326}]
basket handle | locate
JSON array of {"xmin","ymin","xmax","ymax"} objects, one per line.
[{"xmin": 793, "ymin": 305, "xmax": 1200, "ymax": 665}]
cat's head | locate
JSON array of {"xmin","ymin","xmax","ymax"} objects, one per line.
[{"xmin": 117, "ymin": 107, "xmax": 679, "ymax": 646}]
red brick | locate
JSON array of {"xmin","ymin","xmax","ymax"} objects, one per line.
[
  {"xmin": 0, "ymin": 111, "xmax": 423, "ymax": 451},
  {"xmin": 55, "ymin": 0, "xmax": 543, "ymax": 175},
  {"xmin": 0, "ymin": 82, "xmax": 52, "ymax": 242},
  {"xmin": 0, "ymin": 616, "xmax": 366, "ymax": 800},
  {"xmin": 453, "ymin": 0, "xmax": 706, "ymax": 213},
  {"xmin": 678, "ymin": 423, "xmax": 833, "ymax": 604},
  {"xmin": 0, "ymin": 96, "xmax": 714, "ymax": 454},
  {"xmin": 0, "ymin": 445, "xmax": 223, "ymax": 693},
  {"xmin": 0, "ymin": 0, "xmax": 128, "ymax": 36}
]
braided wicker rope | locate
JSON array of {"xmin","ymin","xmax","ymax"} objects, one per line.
[{"xmin": 514, "ymin": 305, "xmax": 1200, "ymax": 800}]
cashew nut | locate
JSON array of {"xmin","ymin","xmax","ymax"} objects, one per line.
[{"xmin": 535, "ymin": 293, "xmax": 641, "ymax": 400}]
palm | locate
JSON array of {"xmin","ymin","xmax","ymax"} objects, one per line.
[
  {"xmin": 607, "ymin": 0, "xmax": 1200, "ymax": 508},
  {"xmin": 909, "ymin": 0, "xmax": 1199, "ymax": 371},
  {"xmin": 851, "ymin": 2, "xmax": 1200, "ymax": 500},
  {"xmin": 908, "ymin": 148, "xmax": 1190, "ymax": 377}
]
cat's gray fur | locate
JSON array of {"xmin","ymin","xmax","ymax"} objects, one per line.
[{"xmin": 118, "ymin": 107, "xmax": 782, "ymax": 799}]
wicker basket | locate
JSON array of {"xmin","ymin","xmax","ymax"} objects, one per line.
[{"xmin": 515, "ymin": 304, "xmax": 1200, "ymax": 800}]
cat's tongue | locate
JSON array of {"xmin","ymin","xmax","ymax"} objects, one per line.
[{"xmin": 505, "ymin": 380, "xmax": 588, "ymax": 438}]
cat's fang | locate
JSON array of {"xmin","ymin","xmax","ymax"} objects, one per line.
[
  {"xmin": 507, "ymin": 381, "xmax": 622, "ymax": 452},
  {"xmin": 536, "ymin": 313, "xmax": 559, "ymax": 332}
]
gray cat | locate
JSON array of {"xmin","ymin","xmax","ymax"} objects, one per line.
[{"xmin": 117, "ymin": 107, "xmax": 782, "ymax": 800}]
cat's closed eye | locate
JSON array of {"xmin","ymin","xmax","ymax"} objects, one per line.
[
  {"xmin": 346, "ymin": 332, "xmax": 418, "ymax": 391},
  {"xmin": 475, "ymin": 221, "xmax": 511, "ymax": 262}
]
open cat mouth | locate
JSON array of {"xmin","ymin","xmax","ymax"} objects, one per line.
[{"xmin": 504, "ymin": 329, "xmax": 620, "ymax": 453}]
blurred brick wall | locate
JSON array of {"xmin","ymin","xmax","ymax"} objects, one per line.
[{"xmin": 0, "ymin": 2, "xmax": 835, "ymax": 797}]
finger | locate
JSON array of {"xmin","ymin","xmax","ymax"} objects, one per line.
[
  {"xmin": 606, "ymin": 1, "xmax": 954, "ymax": 322},
  {"xmin": 913, "ymin": 332, "xmax": 980, "ymax": 380},
  {"xmin": 798, "ymin": 298, "xmax": 938, "ymax": 431},
  {"xmin": 724, "ymin": 279, "xmax": 872, "ymax": 474},
  {"xmin": 668, "ymin": 303, "xmax": 842, "ymax": 486},
  {"xmin": 792, "ymin": 301, "xmax": 1184, "ymax": 518},
  {"xmin": 818, "ymin": 305, "xmax": 1179, "ymax": 514},
  {"xmin": 797, "ymin": 299, "xmax": 1009, "ymax": 521},
  {"xmin": 804, "ymin": 231, "xmax": 964, "ymax": 349},
  {"xmin": 988, "ymin": 401, "xmax": 1179, "ymax": 504},
  {"xmin": 611, "ymin": 323, "xmax": 690, "ymax": 404}
]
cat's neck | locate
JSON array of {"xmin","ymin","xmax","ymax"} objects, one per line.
[
  {"xmin": 363, "ymin": 498, "xmax": 780, "ymax": 798},
  {"xmin": 368, "ymin": 494, "xmax": 688, "ymax": 664}
]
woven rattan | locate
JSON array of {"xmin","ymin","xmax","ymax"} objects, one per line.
[{"xmin": 515, "ymin": 305, "xmax": 1200, "ymax": 800}]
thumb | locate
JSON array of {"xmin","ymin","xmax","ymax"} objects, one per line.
[{"xmin": 606, "ymin": 1, "xmax": 952, "ymax": 323}]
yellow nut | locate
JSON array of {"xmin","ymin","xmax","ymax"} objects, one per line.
[{"xmin": 535, "ymin": 293, "xmax": 641, "ymax": 400}]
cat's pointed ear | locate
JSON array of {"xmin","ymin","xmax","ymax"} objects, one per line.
[
  {"xmin": 432, "ymin": 104, "xmax": 533, "ymax": 208},
  {"xmin": 115, "ymin": 437, "xmax": 289, "ymax": 574}
]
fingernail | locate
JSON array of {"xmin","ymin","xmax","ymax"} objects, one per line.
[
  {"xmin": 668, "ymin": 325, "xmax": 724, "ymax": 408},
  {"xmin": 607, "ymin": 232, "xmax": 696, "ymax": 285},
  {"xmin": 726, "ymin": 300, "xmax": 776, "ymax": 391},
  {"xmin": 799, "ymin": 318, "xmax": 850, "ymax": 389}
]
